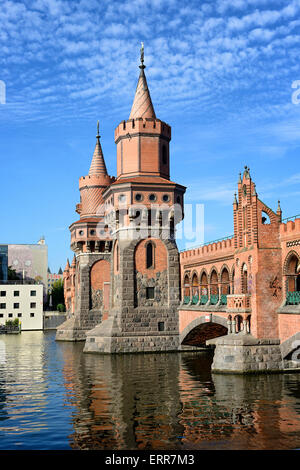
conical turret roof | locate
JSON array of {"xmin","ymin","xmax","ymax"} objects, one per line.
[
  {"xmin": 89, "ymin": 121, "xmax": 108, "ymax": 176},
  {"xmin": 129, "ymin": 44, "xmax": 156, "ymax": 120}
]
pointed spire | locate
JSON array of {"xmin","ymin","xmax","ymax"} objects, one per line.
[
  {"xmin": 129, "ymin": 44, "xmax": 156, "ymax": 120},
  {"xmin": 277, "ymin": 200, "xmax": 282, "ymax": 222},
  {"xmin": 65, "ymin": 259, "xmax": 70, "ymax": 271},
  {"xmin": 233, "ymin": 192, "xmax": 238, "ymax": 205},
  {"xmin": 89, "ymin": 121, "xmax": 108, "ymax": 176}
]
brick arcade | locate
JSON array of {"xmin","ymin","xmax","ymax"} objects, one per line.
[{"xmin": 56, "ymin": 48, "xmax": 300, "ymax": 373}]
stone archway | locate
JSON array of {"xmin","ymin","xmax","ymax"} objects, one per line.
[{"xmin": 180, "ymin": 314, "xmax": 228, "ymax": 347}]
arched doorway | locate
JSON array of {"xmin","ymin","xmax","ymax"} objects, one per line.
[{"xmin": 90, "ymin": 259, "xmax": 111, "ymax": 320}]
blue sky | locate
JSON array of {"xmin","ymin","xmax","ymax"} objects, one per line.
[{"xmin": 0, "ymin": 0, "xmax": 300, "ymax": 272}]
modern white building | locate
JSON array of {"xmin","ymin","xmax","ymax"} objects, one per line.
[{"xmin": 0, "ymin": 283, "xmax": 43, "ymax": 330}]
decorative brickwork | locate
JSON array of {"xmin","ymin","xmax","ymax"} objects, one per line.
[{"xmin": 57, "ymin": 49, "xmax": 300, "ymax": 371}]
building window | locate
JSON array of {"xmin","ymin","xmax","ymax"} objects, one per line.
[
  {"xmin": 146, "ymin": 287, "xmax": 155, "ymax": 299},
  {"xmin": 162, "ymin": 194, "xmax": 170, "ymax": 202},
  {"xmin": 162, "ymin": 145, "xmax": 167, "ymax": 165},
  {"xmin": 18, "ymin": 313, "xmax": 22, "ymax": 318},
  {"xmin": 30, "ymin": 291, "xmax": 36, "ymax": 296},
  {"xmin": 0, "ymin": 303, "xmax": 6, "ymax": 309},
  {"xmin": 149, "ymin": 193, "xmax": 156, "ymax": 202},
  {"xmin": 13, "ymin": 303, "xmax": 19, "ymax": 309},
  {"xmin": 30, "ymin": 303, "xmax": 36, "ymax": 308},
  {"xmin": 8, "ymin": 313, "xmax": 13, "ymax": 318},
  {"xmin": 30, "ymin": 313, "xmax": 35, "ymax": 318},
  {"xmin": 158, "ymin": 322, "xmax": 165, "ymax": 331},
  {"xmin": 135, "ymin": 193, "xmax": 143, "ymax": 202},
  {"xmin": 118, "ymin": 194, "xmax": 126, "ymax": 203},
  {"xmin": 0, "ymin": 314, "xmax": 3, "ymax": 318},
  {"xmin": 146, "ymin": 242, "xmax": 154, "ymax": 269},
  {"xmin": 0, "ymin": 291, "xmax": 6, "ymax": 297},
  {"xmin": 14, "ymin": 291, "xmax": 20, "ymax": 296}
]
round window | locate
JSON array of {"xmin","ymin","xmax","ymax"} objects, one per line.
[
  {"xmin": 90, "ymin": 229, "xmax": 95, "ymax": 235},
  {"xmin": 162, "ymin": 194, "xmax": 170, "ymax": 202},
  {"xmin": 149, "ymin": 194, "xmax": 156, "ymax": 202},
  {"xmin": 118, "ymin": 194, "xmax": 126, "ymax": 202},
  {"xmin": 79, "ymin": 230, "xmax": 84, "ymax": 236},
  {"xmin": 135, "ymin": 193, "xmax": 143, "ymax": 202}
]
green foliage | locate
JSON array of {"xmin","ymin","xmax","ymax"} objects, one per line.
[
  {"xmin": 8, "ymin": 266, "xmax": 20, "ymax": 281},
  {"xmin": 57, "ymin": 303, "xmax": 66, "ymax": 312},
  {"xmin": 5, "ymin": 318, "xmax": 19, "ymax": 328},
  {"xmin": 50, "ymin": 279, "xmax": 65, "ymax": 311}
]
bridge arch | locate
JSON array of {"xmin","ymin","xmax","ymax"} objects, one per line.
[
  {"xmin": 180, "ymin": 314, "xmax": 228, "ymax": 347},
  {"xmin": 280, "ymin": 332, "xmax": 300, "ymax": 360}
]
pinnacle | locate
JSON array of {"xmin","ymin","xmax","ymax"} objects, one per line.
[
  {"xmin": 88, "ymin": 125, "xmax": 108, "ymax": 176},
  {"xmin": 129, "ymin": 66, "xmax": 156, "ymax": 120}
]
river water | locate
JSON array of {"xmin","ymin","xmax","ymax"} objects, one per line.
[{"xmin": 0, "ymin": 331, "xmax": 299, "ymax": 450}]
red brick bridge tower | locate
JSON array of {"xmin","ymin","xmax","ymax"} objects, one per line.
[
  {"xmin": 57, "ymin": 122, "xmax": 114, "ymax": 341},
  {"xmin": 84, "ymin": 46, "xmax": 186, "ymax": 353}
]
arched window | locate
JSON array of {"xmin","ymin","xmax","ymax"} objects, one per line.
[
  {"xmin": 200, "ymin": 271, "xmax": 208, "ymax": 294},
  {"xmin": 242, "ymin": 264, "xmax": 248, "ymax": 294},
  {"xmin": 210, "ymin": 269, "xmax": 219, "ymax": 304},
  {"xmin": 191, "ymin": 273, "xmax": 199, "ymax": 304},
  {"xmin": 210, "ymin": 269, "xmax": 218, "ymax": 295},
  {"xmin": 235, "ymin": 315, "xmax": 243, "ymax": 333},
  {"xmin": 146, "ymin": 242, "xmax": 154, "ymax": 269},
  {"xmin": 183, "ymin": 274, "xmax": 190, "ymax": 303},
  {"xmin": 286, "ymin": 254, "xmax": 299, "ymax": 291},
  {"xmin": 221, "ymin": 268, "xmax": 230, "ymax": 294},
  {"xmin": 261, "ymin": 210, "xmax": 271, "ymax": 224}
]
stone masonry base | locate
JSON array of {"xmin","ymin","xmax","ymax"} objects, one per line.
[
  {"xmin": 207, "ymin": 333, "xmax": 284, "ymax": 374},
  {"xmin": 83, "ymin": 317, "xmax": 180, "ymax": 353},
  {"xmin": 55, "ymin": 317, "xmax": 89, "ymax": 342}
]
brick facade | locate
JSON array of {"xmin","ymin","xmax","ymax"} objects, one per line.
[{"xmin": 57, "ymin": 50, "xmax": 300, "ymax": 365}]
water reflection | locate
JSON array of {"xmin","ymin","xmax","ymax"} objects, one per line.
[
  {"xmin": 59, "ymin": 341, "xmax": 300, "ymax": 450},
  {"xmin": 0, "ymin": 332, "xmax": 299, "ymax": 450}
]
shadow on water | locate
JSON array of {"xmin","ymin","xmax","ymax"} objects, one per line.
[{"xmin": 0, "ymin": 332, "xmax": 300, "ymax": 450}]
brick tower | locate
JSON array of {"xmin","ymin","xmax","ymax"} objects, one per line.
[
  {"xmin": 83, "ymin": 45, "xmax": 186, "ymax": 353},
  {"xmin": 56, "ymin": 122, "xmax": 114, "ymax": 341},
  {"xmin": 230, "ymin": 166, "xmax": 283, "ymax": 339}
]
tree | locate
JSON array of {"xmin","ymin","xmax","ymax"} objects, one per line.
[
  {"xmin": 50, "ymin": 278, "xmax": 65, "ymax": 311},
  {"xmin": 8, "ymin": 266, "xmax": 20, "ymax": 281}
]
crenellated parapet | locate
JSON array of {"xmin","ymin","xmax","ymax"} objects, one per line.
[
  {"xmin": 114, "ymin": 117, "xmax": 171, "ymax": 143},
  {"xmin": 280, "ymin": 217, "xmax": 300, "ymax": 240},
  {"xmin": 180, "ymin": 237, "xmax": 234, "ymax": 263}
]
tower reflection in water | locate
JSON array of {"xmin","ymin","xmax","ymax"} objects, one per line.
[{"xmin": 59, "ymin": 343, "xmax": 300, "ymax": 450}]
